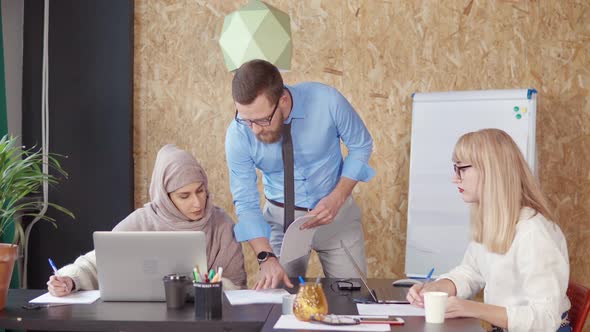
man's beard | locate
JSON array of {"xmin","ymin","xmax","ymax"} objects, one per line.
[
  {"xmin": 256, "ymin": 128, "xmax": 282, "ymax": 144},
  {"xmin": 255, "ymin": 112, "xmax": 284, "ymax": 144}
]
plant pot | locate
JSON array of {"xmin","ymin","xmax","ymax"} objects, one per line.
[{"xmin": 0, "ymin": 243, "xmax": 18, "ymax": 310}]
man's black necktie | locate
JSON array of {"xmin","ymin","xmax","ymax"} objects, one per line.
[{"xmin": 282, "ymin": 122, "xmax": 295, "ymax": 232}]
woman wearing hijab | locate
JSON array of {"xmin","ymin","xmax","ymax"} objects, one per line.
[{"xmin": 47, "ymin": 144, "xmax": 247, "ymax": 296}]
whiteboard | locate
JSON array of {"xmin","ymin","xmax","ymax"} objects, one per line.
[{"xmin": 405, "ymin": 89, "xmax": 537, "ymax": 277}]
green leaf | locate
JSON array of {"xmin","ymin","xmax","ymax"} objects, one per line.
[{"xmin": 0, "ymin": 134, "xmax": 75, "ymax": 243}]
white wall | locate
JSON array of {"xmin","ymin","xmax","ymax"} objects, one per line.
[{"xmin": 2, "ymin": 0, "xmax": 23, "ymax": 141}]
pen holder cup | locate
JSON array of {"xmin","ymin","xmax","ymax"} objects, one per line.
[
  {"xmin": 293, "ymin": 283, "xmax": 328, "ymax": 321},
  {"xmin": 194, "ymin": 281, "xmax": 223, "ymax": 319},
  {"xmin": 163, "ymin": 274, "xmax": 189, "ymax": 309}
]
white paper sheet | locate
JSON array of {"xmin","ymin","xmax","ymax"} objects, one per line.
[
  {"xmin": 357, "ymin": 303, "xmax": 425, "ymax": 316},
  {"xmin": 274, "ymin": 315, "xmax": 390, "ymax": 331},
  {"xmin": 279, "ymin": 215, "xmax": 317, "ymax": 265},
  {"xmin": 224, "ymin": 289, "xmax": 290, "ymax": 305},
  {"xmin": 29, "ymin": 290, "xmax": 101, "ymax": 304}
]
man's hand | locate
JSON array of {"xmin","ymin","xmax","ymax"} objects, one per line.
[
  {"xmin": 47, "ymin": 275, "xmax": 74, "ymax": 297},
  {"xmin": 248, "ymin": 238, "xmax": 293, "ymax": 290},
  {"xmin": 301, "ymin": 177, "xmax": 357, "ymax": 230},
  {"xmin": 254, "ymin": 257, "xmax": 294, "ymax": 290},
  {"xmin": 301, "ymin": 193, "xmax": 345, "ymax": 230}
]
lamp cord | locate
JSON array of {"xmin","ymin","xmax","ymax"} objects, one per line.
[{"xmin": 22, "ymin": 0, "xmax": 50, "ymax": 289}]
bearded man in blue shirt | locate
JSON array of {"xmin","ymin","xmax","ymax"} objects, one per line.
[{"xmin": 225, "ymin": 59, "xmax": 375, "ymax": 289}]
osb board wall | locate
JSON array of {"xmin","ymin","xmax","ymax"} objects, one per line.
[{"xmin": 135, "ymin": 0, "xmax": 589, "ymax": 320}]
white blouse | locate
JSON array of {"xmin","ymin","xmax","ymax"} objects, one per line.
[{"xmin": 439, "ymin": 207, "xmax": 571, "ymax": 332}]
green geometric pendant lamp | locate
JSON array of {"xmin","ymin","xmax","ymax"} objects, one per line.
[{"xmin": 219, "ymin": 0, "xmax": 292, "ymax": 71}]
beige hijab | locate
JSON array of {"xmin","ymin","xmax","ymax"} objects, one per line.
[{"xmin": 113, "ymin": 144, "xmax": 246, "ymax": 288}]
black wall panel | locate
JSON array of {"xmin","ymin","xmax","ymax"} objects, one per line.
[{"xmin": 22, "ymin": 0, "xmax": 134, "ymax": 289}]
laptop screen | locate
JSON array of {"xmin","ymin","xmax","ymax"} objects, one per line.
[
  {"xmin": 94, "ymin": 231, "xmax": 207, "ymax": 301},
  {"xmin": 340, "ymin": 240, "xmax": 379, "ymax": 302},
  {"xmin": 341, "ymin": 240, "xmax": 410, "ymax": 304}
]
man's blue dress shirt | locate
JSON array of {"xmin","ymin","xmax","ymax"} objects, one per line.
[{"xmin": 225, "ymin": 82, "xmax": 375, "ymax": 242}]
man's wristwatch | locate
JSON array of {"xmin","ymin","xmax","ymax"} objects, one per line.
[{"xmin": 257, "ymin": 251, "xmax": 277, "ymax": 264}]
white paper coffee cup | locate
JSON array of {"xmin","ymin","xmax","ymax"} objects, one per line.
[
  {"xmin": 424, "ymin": 291, "xmax": 448, "ymax": 324},
  {"xmin": 282, "ymin": 294, "xmax": 295, "ymax": 315}
]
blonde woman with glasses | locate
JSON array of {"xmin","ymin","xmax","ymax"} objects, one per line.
[{"xmin": 407, "ymin": 129, "xmax": 571, "ymax": 332}]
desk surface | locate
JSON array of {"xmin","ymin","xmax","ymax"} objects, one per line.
[
  {"xmin": 262, "ymin": 278, "xmax": 484, "ymax": 332},
  {"xmin": 0, "ymin": 289, "xmax": 272, "ymax": 332},
  {"xmin": 0, "ymin": 279, "xmax": 484, "ymax": 332}
]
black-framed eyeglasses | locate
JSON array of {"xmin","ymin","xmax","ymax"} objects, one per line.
[
  {"xmin": 234, "ymin": 97, "xmax": 280, "ymax": 127},
  {"xmin": 453, "ymin": 164, "xmax": 472, "ymax": 180}
]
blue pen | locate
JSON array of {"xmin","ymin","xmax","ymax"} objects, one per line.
[
  {"xmin": 48, "ymin": 258, "xmax": 58, "ymax": 275},
  {"xmin": 298, "ymin": 276, "xmax": 305, "ymax": 285},
  {"xmin": 424, "ymin": 268, "xmax": 435, "ymax": 283}
]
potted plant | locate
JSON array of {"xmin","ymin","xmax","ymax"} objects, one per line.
[{"xmin": 0, "ymin": 135, "xmax": 74, "ymax": 309}]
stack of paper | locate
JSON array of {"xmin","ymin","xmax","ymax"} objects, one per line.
[
  {"xmin": 224, "ymin": 289, "xmax": 290, "ymax": 305},
  {"xmin": 29, "ymin": 290, "xmax": 101, "ymax": 304},
  {"xmin": 279, "ymin": 215, "xmax": 317, "ymax": 264},
  {"xmin": 357, "ymin": 303, "xmax": 425, "ymax": 316},
  {"xmin": 274, "ymin": 315, "xmax": 390, "ymax": 331}
]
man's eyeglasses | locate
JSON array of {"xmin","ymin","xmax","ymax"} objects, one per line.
[
  {"xmin": 234, "ymin": 98, "xmax": 280, "ymax": 127},
  {"xmin": 453, "ymin": 164, "xmax": 472, "ymax": 180}
]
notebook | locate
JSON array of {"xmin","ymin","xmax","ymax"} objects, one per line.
[
  {"xmin": 341, "ymin": 240, "xmax": 409, "ymax": 304},
  {"xmin": 94, "ymin": 231, "xmax": 207, "ymax": 301}
]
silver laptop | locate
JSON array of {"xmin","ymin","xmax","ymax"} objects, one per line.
[
  {"xmin": 341, "ymin": 240, "xmax": 409, "ymax": 304},
  {"xmin": 94, "ymin": 231, "xmax": 207, "ymax": 301}
]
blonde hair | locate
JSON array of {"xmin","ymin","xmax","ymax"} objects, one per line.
[{"xmin": 452, "ymin": 129, "xmax": 554, "ymax": 254}]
